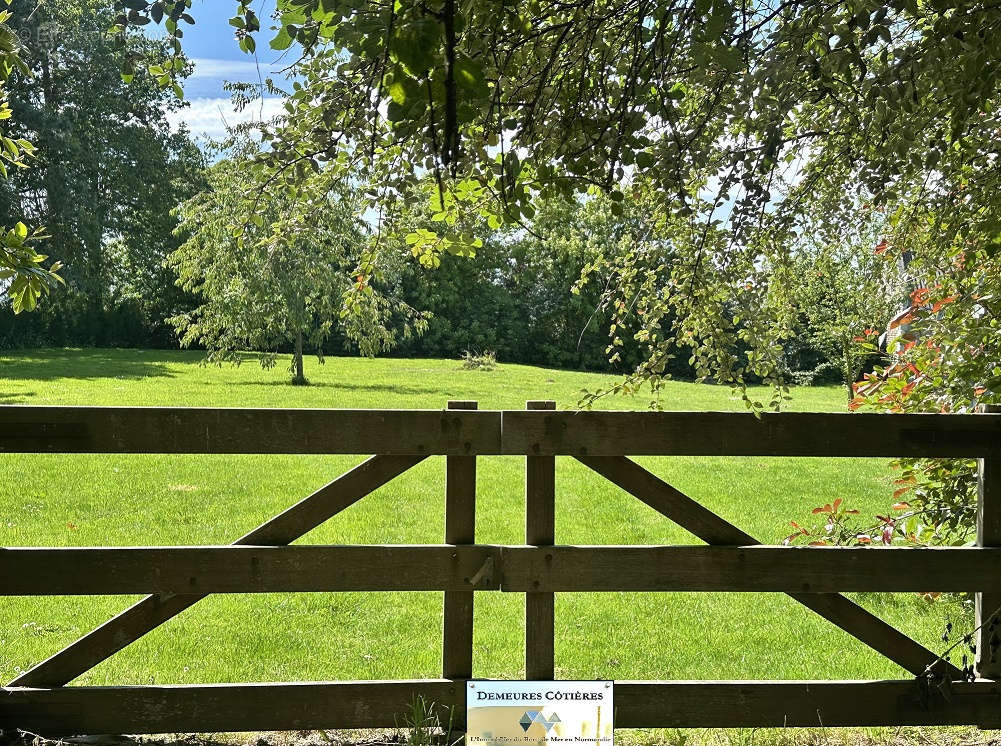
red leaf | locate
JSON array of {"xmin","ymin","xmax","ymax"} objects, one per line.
[
  {"xmin": 833, "ymin": 498, "xmax": 843, "ymax": 512},
  {"xmin": 892, "ymin": 486, "xmax": 911, "ymax": 500},
  {"xmin": 889, "ymin": 313, "xmax": 915, "ymax": 330},
  {"xmin": 931, "ymin": 295, "xmax": 958, "ymax": 312},
  {"xmin": 892, "ymin": 501, "xmax": 911, "ymax": 510},
  {"xmin": 808, "ymin": 540, "xmax": 829, "ymax": 547},
  {"xmin": 874, "ymin": 240, "xmax": 889, "ymax": 255}
]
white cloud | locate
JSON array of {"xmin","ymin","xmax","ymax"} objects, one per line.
[
  {"xmin": 182, "ymin": 56, "xmax": 291, "ymax": 99},
  {"xmin": 190, "ymin": 57, "xmax": 281, "ymax": 83},
  {"xmin": 168, "ymin": 96, "xmax": 286, "ymax": 142}
]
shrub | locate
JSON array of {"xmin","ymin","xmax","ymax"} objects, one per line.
[{"xmin": 460, "ymin": 350, "xmax": 497, "ymax": 371}]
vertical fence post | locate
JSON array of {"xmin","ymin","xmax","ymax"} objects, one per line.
[
  {"xmin": 443, "ymin": 401, "xmax": 478, "ymax": 685},
  {"xmin": 976, "ymin": 404, "xmax": 1001, "ymax": 680},
  {"xmin": 525, "ymin": 400, "xmax": 556, "ymax": 680}
]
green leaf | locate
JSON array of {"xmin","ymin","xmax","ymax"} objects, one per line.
[
  {"xmin": 393, "ymin": 19, "xmax": 441, "ymax": 76},
  {"xmin": 454, "ymin": 55, "xmax": 488, "ymax": 97},
  {"xmin": 270, "ymin": 27, "xmax": 294, "ymax": 51},
  {"xmin": 388, "ymin": 80, "xmax": 407, "ymax": 105}
]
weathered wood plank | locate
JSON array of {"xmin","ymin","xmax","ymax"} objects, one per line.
[
  {"xmin": 9, "ymin": 454, "xmax": 425, "ymax": 688},
  {"xmin": 504, "ymin": 411, "xmax": 1001, "ymax": 457},
  {"xmin": 9, "ymin": 544, "xmax": 995, "ymax": 596},
  {"xmin": 4, "ymin": 680, "xmax": 999, "ymax": 734},
  {"xmin": 577, "ymin": 455, "xmax": 961, "ymax": 677},
  {"xmin": 613, "ymin": 680, "xmax": 1001, "ymax": 728},
  {"xmin": 526, "ymin": 401, "xmax": 556, "ymax": 680},
  {"xmin": 0, "ymin": 680, "xmax": 463, "ymax": 735},
  {"xmin": 0, "ymin": 406, "xmax": 502, "ymax": 455},
  {"xmin": 443, "ymin": 401, "xmax": 479, "ymax": 681},
  {"xmin": 5, "ymin": 407, "xmax": 996, "ymax": 457},
  {"xmin": 977, "ymin": 404, "xmax": 1001, "ymax": 680},
  {"xmin": 0, "ymin": 545, "xmax": 502, "ymax": 595},
  {"xmin": 501, "ymin": 546, "xmax": 1001, "ymax": 593}
]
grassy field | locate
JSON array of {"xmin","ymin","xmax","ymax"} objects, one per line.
[{"xmin": 0, "ymin": 348, "xmax": 971, "ymax": 690}]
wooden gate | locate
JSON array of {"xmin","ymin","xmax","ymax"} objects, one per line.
[{"xmin": 2, "ymin": 402, "xmax": 1001, "ymax": 734}]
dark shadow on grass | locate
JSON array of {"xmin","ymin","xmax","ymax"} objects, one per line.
[
  {"xmin": 231, "ymin": 380, "xmax": 441, "ymax": 396},
  {"xmin": 0, "ymin": 348, "xmax": 178, "ymax": 382},
  {"xmin": 0, "ymin": 390, "xmax": 35, "ymax": 403}
]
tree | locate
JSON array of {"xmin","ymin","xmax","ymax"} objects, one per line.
[
  {"xmin": 843, "ymin": 210, "xmax": 1001, "ymax": 544},
  {"xmin": 0, "ymin": 1, "xmax": 61, "ymax": 314},
  {"xmin": 789, "ymin": 217, "xmax": 900, "ymax": 399},
  {"xmin": 107, "ymin": 0, "xmax": 1001, "ymax": 406},
  {"xmin": 169, "ymin": 141, "xmax": 425, "ymax": 384},
  {"xmin": 389, "ymin": 182, "xmax": 670, "ymax": 374},
  {"xmin": 0, "ymin": 0, "xmax": 204, "ymax": 340}
]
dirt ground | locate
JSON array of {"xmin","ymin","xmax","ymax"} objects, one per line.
[{"xmin": 3, "ymin": 728, "xmax": 1000, "ymax": 746}]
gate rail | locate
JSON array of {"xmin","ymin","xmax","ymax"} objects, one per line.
[{"xmin": 1, "ymin": 402, "xmax": 1000, "ymax": 734}]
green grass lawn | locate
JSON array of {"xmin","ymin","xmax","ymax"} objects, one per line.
[{"xmin": 0, "ymin": 348, "xmax": 971, "ymax": 689}]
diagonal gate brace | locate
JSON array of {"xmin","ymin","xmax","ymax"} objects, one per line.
[
  {"xmin": 9, "ymin": 454, "xmax": 427, "ymax": 688},
  {"xmin": 577, "ymin": 455, "xmax": 961, "ymax": 679}
]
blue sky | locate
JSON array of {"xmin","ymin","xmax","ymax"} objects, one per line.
[{"xmin": 159, "ymin": 0, "xmax": 286, "ymax": 141}]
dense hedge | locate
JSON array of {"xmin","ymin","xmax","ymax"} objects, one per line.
[{"xmin": 0, "ymin": 240, "xmax": 673, "ymax": 375}]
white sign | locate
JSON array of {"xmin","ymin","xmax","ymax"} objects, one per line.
[{"xmin": 466, "ymin": 680, "xmax": 613, "ymax": 746}]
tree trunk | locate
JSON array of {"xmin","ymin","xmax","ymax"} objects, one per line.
[
  {"xmin": 292, "ymin": 330, "xmax": 306, "ymax": 385},
  {"xmin": 843, "ymin": 348, "xmax": 856, "ymax": 403}
]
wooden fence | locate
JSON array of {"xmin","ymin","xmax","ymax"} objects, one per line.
[{"xmin": 2, "ymin": 402, "xmax": 1001, "ymax": 735}]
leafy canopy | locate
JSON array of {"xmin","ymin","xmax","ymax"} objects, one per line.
[
  {"xmin": 169, "ymin": 138, "xmax": 427, "ymax": 382},
  {"xmin": 114, "ymin": 0, "xmax": 1001, "ymax": 401},
  {"xmin": 0, "ymin": 0, "xmax": 61, "ymax": 313},
  {"xmin": 0, "ymin": 0, "xmax": 203, "ymax": 329}
]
